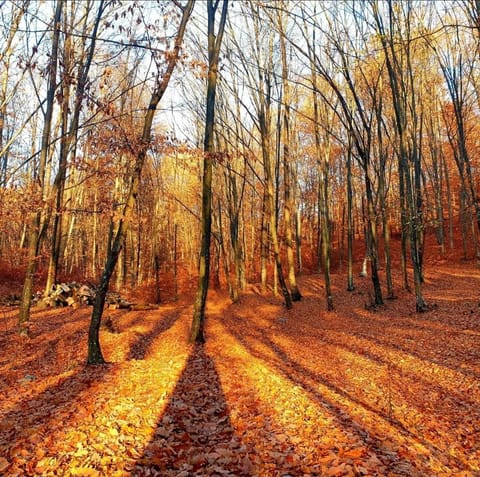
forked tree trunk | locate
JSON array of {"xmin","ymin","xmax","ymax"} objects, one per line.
[{"xmin": 18, "ymin": 1, "xmax": 63, "ymax": 336}]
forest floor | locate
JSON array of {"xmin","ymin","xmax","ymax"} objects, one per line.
[{"xmin": 0, "ymin": 262, "xmax": 480, "ymax": 476}]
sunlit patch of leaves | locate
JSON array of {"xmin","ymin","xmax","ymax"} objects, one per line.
[{"xmin": 0, "ymin": 264, "xmax": 479, "ymax": 475}]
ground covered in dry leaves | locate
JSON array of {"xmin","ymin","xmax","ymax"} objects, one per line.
[{"xmin": 0, "ymin": 264, "xmax": 479, "ymax": 476}]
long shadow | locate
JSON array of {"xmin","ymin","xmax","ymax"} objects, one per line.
[
  {"xmin": 0, "ymin": 308, "xmax": 130, "ymax": 386},
  {"xmin": 0, "ymin": 307, "xmax": 93, "ymax": 374},
  {"xmin": 132, "ymin": 344, "xmax": 254, "ymax": 476},
  {"xmin": 0, "ymin": 302, "xmax": 190, "ymax": 474},
  {"xmin": 271, "ymin": 300, "xmax": 480, "ymax": 381},
  {"xmin": 3, "ymin": 333, "xmax": 82, "ymax": 379},
  {"xmin": 315, "ymin": 330, "xmax": 480, "ymax": 410},
  {"xmin": 127, "ymin": 305, "xmax": 189, "ymax": 360},
  {"xmin": 347, "ymin": 324, "xmax": 480, "ymax": 380},
  {"xmin": 226, "ymin": 321, "xmax": 472, "ymax": 474},
  {"xmin": 0, "ymin": 365, "xmax": 114, "ymax": 474},
  {"xmin": 269, "ymin": 310, "xmax": 480, "ymax": 407}
]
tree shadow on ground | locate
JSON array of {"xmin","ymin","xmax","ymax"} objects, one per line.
[
  {"xmin": 225, "ymin": 319, "xmax": 472, "ymax": 475},
  {"xmin": 127, "ymin": 305, "xmax": 189, "ymax": 361},
  {"xmin": 0, "ymin": 364, "xmax": 114, "ymax": 474},
  {"xmin": 0, "ymin": 302, "xmax": 190, "ymax": 475},
  {"xmin": 132, "ymin": 344, "xmax": 254, "ymax": 476},
  {"xmin": 317, "ymin": 328, "xmax": 480, "ymax": 409}
]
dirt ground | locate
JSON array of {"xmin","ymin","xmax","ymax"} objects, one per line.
[{"xmin": 0, "ymin": 263, "xmax": 479, "ymax": 476}]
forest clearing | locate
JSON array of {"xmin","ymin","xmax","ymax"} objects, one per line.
[{"xmin": 1, "ymin": 256, "xmax": 479, "ymax": 477}]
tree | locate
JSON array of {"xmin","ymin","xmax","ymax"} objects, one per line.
[
  {"xmin": 296, "ymin": 2, "xmax": 384, "ymax": 306},
  {"xmin": 430, "ymin": 9, "xmax": 480, "ymax": 258},
  {"xmin": 88, "ymin": 0, "xmax": 194, "ymax": 364},
  {"xmin": 190, "ymin": 0, "xmax": 229, "ymax": 343},
  {"xmin": 18, "ymin": 1, "xmax": 63, "ymax": 336},
  {"xmin": 372, "ymin": 0, "xmax": 428, "ymax": 311},
  {"xmin": 0, "ymin": 1, "xmax": 26, "ymax": 187},
  {"xmin": 45, "ymin": 0, "xmax": 106, "ymax": 293},
  {"xmin": 277, "ymin": 6, "xmax": 302, "ymax": 302}
]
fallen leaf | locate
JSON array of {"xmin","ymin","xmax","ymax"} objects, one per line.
[
  {"xmin": 0, "ymin": 457, "xmax": 9, "ymax": 472},
  {"xmin": 69, "ymin": 467, "xmax": 100, "ymax": 476}
]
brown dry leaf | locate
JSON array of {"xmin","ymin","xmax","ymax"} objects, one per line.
[
  {"xmin": 327, "ymin": 463, "xmax": 347, "ymax": 476},
  {"xmin": 1, "ymin": 261, "xmax": 480, "ymax": 476},
  {"xmin": 241, "ymin": 455, "xmax": 254, "ymax": 473},
  {"xmin": 0, "ymin": 457, "xmax": 10, "ymax": 472}
]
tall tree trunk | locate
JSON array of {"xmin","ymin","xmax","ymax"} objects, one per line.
[
  {"xmin": 46, "ymin": 1, "xmax": 105, "ymax": 292},
  {"xmin": 173, "ymin": 223, "xmax": 179, "ymax": 300},
  {"xmin": 278, "ymin": 10, "xmax": 301, "ymax": 302},
  {"xmin": 427, "ymin": 113, "xmax": 445, "ymax": 253},
  {"xmin": 312, "ymin": 86, "xmax": 333, "ymax": 310},
  {"xmin": 45, "ymin": 77, "xmax": 70, "ymax": 293},
  {"xmin": 260, "ymin": 190, "xmax": 268, "ymax": 293},
  {"xmin": 303, "ymin": 8, "xmax": 335, "ymax": 310},
  {"xmin": 364, "ymin": 165, "xmax": 384, "ymax": 306},
  {"xmin": 442, "ymin": 146, "xmax": 455, "ymax": 250},
  {"xmin": 346, "ymin": 141, "xmax": 355, "ymax": 292},
  {"xmin": 375, "ymin": 95, "xmax": 394, "ymax": 299},
  {"xmin": 295, "ymin": 208, "xmax": 302, "ymax": 274},
  {"xmin": 154, "ymin": 254, "xmax": 161, "ymax": 304},
  {"xmin": 224, "ymin": 160, "xmax": 245, "ymax": 303},
  {"xmin": 18, "ymin": 1, "xmax": 63, "ymax": 336},
  {"xmin": 87, "ymin": 0, "xmax": 194, "ymax": 363},
  {"xmin": 398, "ymin": 159, "xmax": 410, "ymax": 291},
  {"xmin": 382, "ymin": 211, "xmax": 394, "ymax": 299},
  {"xmin": 190, "ymin": 0, "xmax": 228, "ymax": 343},
  {"xmin": 259, "ymin": 102, "xmax": 292, "ymax": 309},
  {"xmin": 378, "ymin": 169, "xmax": 393, "ymax": 300}
]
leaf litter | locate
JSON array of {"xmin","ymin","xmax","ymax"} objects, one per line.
[{"xmin": 0, "ymin": 265, "xmax": 479, "ymax": 476}]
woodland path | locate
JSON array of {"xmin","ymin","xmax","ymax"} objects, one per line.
[{"xmin": 0, "ymin": 265, "xmax": 479, "ymax": 476}]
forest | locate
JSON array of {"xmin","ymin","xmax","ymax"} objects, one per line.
[{"xmin": 0, "ymin": 0, "xmax": 479, "ymax": 475}]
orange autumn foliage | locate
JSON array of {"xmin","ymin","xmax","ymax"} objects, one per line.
[{"xmin": 1, "ymin": 250, "xmax": 479, "ymax": 476}]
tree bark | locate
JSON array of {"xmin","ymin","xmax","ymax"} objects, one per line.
[
  {"xmin": 18, "ymin": 1, "xmax": 63, "ymax": 336},
  {"xmin": 278, "ymin": 11, "xmax": 301, "ymax": 302},
  {"xmin": 87, "ymin": 0, "xmax": 194, "ymax": 363},
  {"xmin": 346, "ymin": 138, "xmax": 355, "ymax": 292},
  {"xmin": 190, "ymin": 0, "xmax": 228, "ymax": 343}
]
